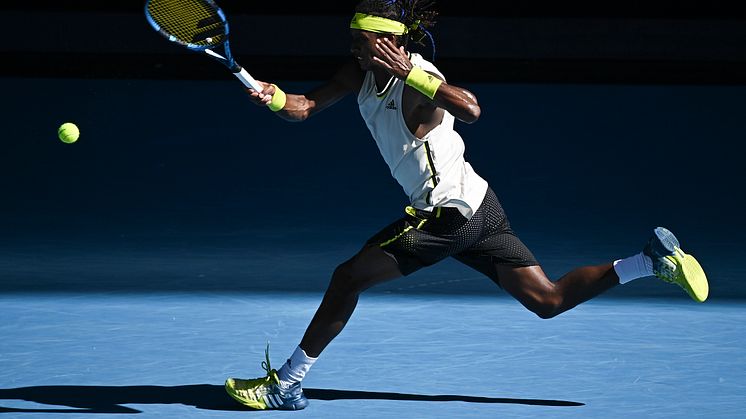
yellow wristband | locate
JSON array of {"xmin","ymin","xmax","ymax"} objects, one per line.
[
  {"xmin": 267, "ymin": 84, "xmax": 287, "ymax": 112},
  {"xmin": 405, "ymin": 66, "xmax": 442, "ymax": 100}
]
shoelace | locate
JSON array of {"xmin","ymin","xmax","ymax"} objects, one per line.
[
  {"xmin": 260, "ymin": 342, "xmax": 280, "ymax": 384},
  {"xmin": 657, "ymin": 249, "xmax": 689, "ymax": 286}
]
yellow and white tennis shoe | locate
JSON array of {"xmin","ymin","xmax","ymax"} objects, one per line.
[
  {"xmin": 644, "ymin": 227, "xmax": 709, "ymax": 302},
  {"xmin": 225, "ymin": 344, "xmax": 309, "ymax": 410}
]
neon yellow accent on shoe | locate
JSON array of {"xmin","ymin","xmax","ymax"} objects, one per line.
[
  {"xmin": 225, "ymin": 344, "xmax": 278, "ymax": 410},
  {"xmin": 658, "ymin": 247, "xmax": 709, "ymax": 303},
  {"xmin": 224, "ymin": 343, "xmax": 309, "ymax": 410}
]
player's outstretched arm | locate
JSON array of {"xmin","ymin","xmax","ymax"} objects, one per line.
[{"xmin": 243, "ymin": 60, "xmax": 363, "ymax": 122}]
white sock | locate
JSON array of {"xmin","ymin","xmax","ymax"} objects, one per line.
[
  {"xmin": 277, "ymin": 346, "xmax": 317, "ymax": 388},
  {"xmin": 613, "ymin": 252, "xmax": 654, "ymax": 284}
]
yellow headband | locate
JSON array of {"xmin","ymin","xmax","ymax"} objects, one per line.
[{"xmin": 350, "ymin": 13, "xmax": 407, "ymax": 35}]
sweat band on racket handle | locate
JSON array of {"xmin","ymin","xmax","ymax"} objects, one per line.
[{"xmin": 232, "ymin": 66, "xmax": 264, "ymax": 93}]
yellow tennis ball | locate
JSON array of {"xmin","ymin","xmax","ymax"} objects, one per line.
[{"xmin": 58, "ymin": 122, "xmax": 80, "ymax": 144}]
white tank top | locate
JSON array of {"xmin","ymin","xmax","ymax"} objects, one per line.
[{"xmin": 357, "ymin": 53, "xmax": 488, "ymax": 219}]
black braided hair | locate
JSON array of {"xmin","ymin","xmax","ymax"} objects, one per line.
[{"xmin": 354, "ymin": 0, "xmax": 438, "ymax": 58}]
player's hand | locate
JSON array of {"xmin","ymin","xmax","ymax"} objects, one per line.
[
  {"xmin": 244, "ymin": 81, "xmax": 275, "ymax": 107},
  {"xmin": 372, "ymin": 37, "xmax": 413, "ymax": 80}
]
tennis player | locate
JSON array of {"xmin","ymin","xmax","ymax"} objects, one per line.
[{"xmin": 224, "ymin": 0, "xmax": 709, "ymax": 410}]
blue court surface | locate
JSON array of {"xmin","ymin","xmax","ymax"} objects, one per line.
[
  {"xmin": 1, "ymin": 293, "xmax": 745, "ymax": 418},
  {"xmin": 2, "ymin": 77, "xmax": 746, "ymax": 418}
]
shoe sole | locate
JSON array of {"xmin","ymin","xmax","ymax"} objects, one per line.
[
  {"xmin": 668, "ymin": 247, "xmax": 709, "ymax": 303},
  {"xmin": 654, "ymin": 227, "xmax": 680, "ymax": 254}
]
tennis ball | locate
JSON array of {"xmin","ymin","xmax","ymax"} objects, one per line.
[{"xmin": 58, "ymin": 122, "xmax": 80, "ymax": 144}]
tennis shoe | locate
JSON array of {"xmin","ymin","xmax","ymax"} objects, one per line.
[
  {"xmin": 643, "ymin": 227, "xmax": 709, "ymax": 302},
  {"xmin": 225, "ymin": 344, "xmax": 309, "ymax": 410}
]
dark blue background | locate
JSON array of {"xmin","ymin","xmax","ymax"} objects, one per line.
[{"xmin": 1, "ymin": 78, "xmax": 744, "ymax": 299}]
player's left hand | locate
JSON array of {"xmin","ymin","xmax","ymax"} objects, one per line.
[{"xmin": 372, "ymin": 37, "xmax": 413, "ymax": 80}]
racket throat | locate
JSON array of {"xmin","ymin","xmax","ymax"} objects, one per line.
[{"xmin": 204, "ymin": 49, "xmax": 237, "ymax": 70}]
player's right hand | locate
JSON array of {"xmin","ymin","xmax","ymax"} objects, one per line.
[{"xmin": 244, "ymin": 81, "xmax": 275, "ymax": 107}]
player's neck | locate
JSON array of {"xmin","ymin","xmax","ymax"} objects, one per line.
[{"xmin": 373, "ymin": 70, "xmax": 394, "ymax": 92}]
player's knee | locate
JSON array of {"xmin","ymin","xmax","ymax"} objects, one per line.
[
  {"xmin": 329, "ymin": 263, "xmax": 363, "ymax": 296},
  {"xmin": 534, "ymin": 306, "xmax": 558, "ymax": 319},
  {"xmin": 530, "ymin": 296, "xmax": 562, "ymax": 319}
]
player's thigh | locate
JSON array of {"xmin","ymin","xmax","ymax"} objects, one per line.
[{"xmin": 453, "ymin": 226, "xmax": 541, "ymax": 287}]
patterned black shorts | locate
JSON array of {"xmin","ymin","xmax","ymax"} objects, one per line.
[{"xmin": 366, "ymin": 187, "xmax": 539, "ymax": 286}]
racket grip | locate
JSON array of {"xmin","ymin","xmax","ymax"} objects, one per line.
[{"xmin": 233, "ymin": 67, "xmax": 264, "ymax": 92}]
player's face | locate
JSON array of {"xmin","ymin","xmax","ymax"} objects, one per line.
[{"xmin": 350, "ymin": 29, "xmax": 380, "ymax": 70}]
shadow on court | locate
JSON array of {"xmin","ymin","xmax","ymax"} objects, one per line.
[{"xmin": 0, "ymin": 384, "xmax": 584, "ymax": 413}]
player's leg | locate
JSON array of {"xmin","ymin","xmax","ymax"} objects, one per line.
[
  {"xmin": 225, "ymin": 244, "xmax": 401, "ymax": 410},
  {"xmin": 496, "ymin": 263, "xmax": 619, "ymax": 319},
  {"xmin": 255, "ymin": 206, "xmax": 481, "ymax": 405},
  {"xmin": 453, "ymin": 187, "xmax": 625, "ymax": 318},
  {"xmin": 299, "ymin": 244, "xmax": 403, "ymax": 357},
  {"xmin": 225, "ymin": 209, "xmax": 448, "ymax": 410},
  {"xmin": 496, "ymin": 225, "xmax": 709, "ymax": 318},
  {"xmin": 224, "ymin": 203, "xmax": 479, "ymax": 409},
  {"xmin": 466, "ymin": 225, "xmax": 708, "ymax": 319}
]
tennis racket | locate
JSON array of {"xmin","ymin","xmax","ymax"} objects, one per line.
[{"xmin": 144, "ymin": 0, "xmax": 263, "ymax": 92}]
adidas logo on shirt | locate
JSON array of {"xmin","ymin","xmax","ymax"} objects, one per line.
[{"xmin": 385, "ymin": 100, "xmax": 397, "ymax": 110}]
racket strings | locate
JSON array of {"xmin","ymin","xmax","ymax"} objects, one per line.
[{"xmin": 147, "ymin": 0, "xmax": 226, "ymax": 47}]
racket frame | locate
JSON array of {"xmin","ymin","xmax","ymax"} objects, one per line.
[{"xmin": 144, "ymin": 0, "xmax": 263, "ymax": 91}]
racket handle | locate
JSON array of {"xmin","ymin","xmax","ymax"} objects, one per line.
[{"xmin": 233, "ymin": 67, "xmax": 264, "ymax": 92}]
